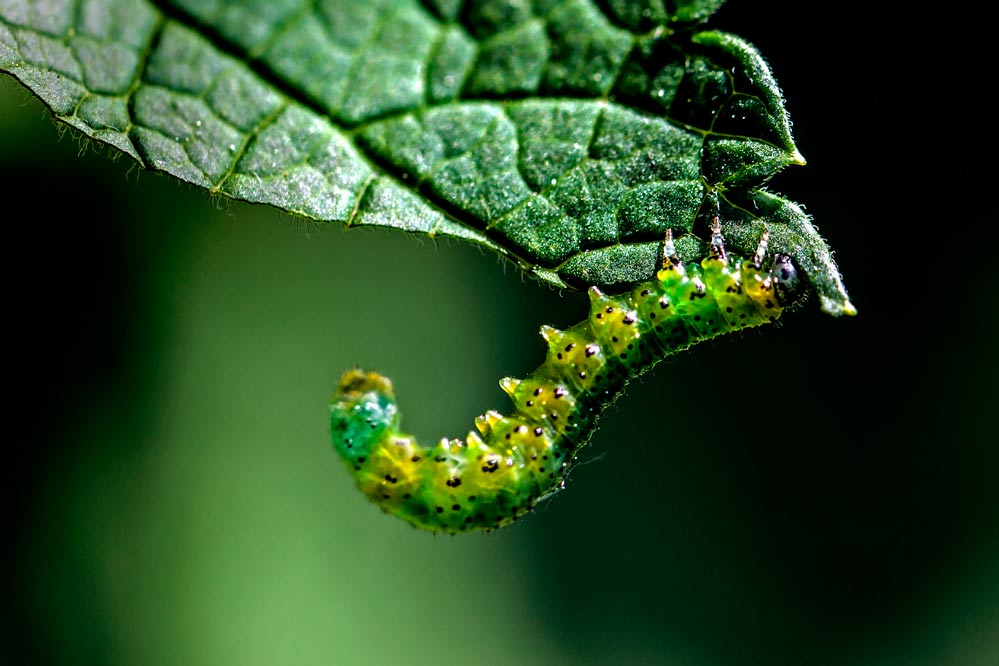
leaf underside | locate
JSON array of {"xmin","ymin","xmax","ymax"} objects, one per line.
[{"xmin": 0, "ymin": 0, "xmax": 853, "ymax": 315}]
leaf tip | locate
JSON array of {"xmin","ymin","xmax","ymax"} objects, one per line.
[{"xmin": 818, "ymin": 294, "xmax": 858, "ymax": 318}]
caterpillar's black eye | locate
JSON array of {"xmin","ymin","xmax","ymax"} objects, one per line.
[{"xmin": 771, "ymin": 254, "xmax": 804, "ymax": 306}]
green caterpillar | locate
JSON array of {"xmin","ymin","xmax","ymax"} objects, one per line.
[{"xmin": 330, "ymin": 222, "xmax": 809, "ymax": 533}]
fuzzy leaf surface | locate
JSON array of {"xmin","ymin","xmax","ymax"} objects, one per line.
[{"xmin": 0, "ymin": 0, "xmax": 852, "ymax": 314}]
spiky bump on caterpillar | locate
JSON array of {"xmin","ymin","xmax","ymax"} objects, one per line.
[{"xmin": 330, "ymin": 221, "xmax": 805, "ymax": 534}]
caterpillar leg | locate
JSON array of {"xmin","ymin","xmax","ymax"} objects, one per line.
[
  {"xmin": 660, "ymin": 228, "xmax": 681, "ymax": 269},
  {"xmin": 708, "ymin": 215, "xmax": 727, "ymax": 261}
]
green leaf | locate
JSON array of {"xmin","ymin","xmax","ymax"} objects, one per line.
[{"xmin": 0, "ymin": 0, "xmax": 853, "ymax": 315}]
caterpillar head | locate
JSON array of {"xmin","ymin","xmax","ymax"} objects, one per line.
[
  {"xmin": 770, "ymin": 254, "xmax": 805, "ymax": 307},
  {"xmin": 330, "ymin": 369, "xmax": 400, "ymax": 464}
]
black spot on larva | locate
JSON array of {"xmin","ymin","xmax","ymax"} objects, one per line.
[
  {"xmin": 623, "ymin": 315, "xmax": 635, "ymax": 325},
  {"xmin": 526, "ymin": 400, "xmax": 533, "ymax": 407},
  {"xmin": 694, "ymin": 315, "xmax": 701, "ymax": 322},
  {"xmin": 595, "ymin": 313, "xmax": 602, "ymax": 319},
  {"xmin": 436, "ymin": 506, "xmax": 444, "ymax": 514},
  {"xmin": 357, "ymin": 456, "xmax": 366, "ymax": 463},
  {"xmin": 403, "ymin": 493, "xmax": 411, "ymax": 500},
  {"xmin": 533, "ymin": 387, "xmax": 543, "ymax": 396},
  {"xmin": 585, "ymin": 346, "xmax": 597, "ymax": 357},
  {"xmin": 557, "ymin": 352, "xmax": 563, "ymax": 360},
  {"xmin": 411, "ymin": 455, "xmax": 421, "ymax": 462},
  {"xmin": 554, "ymin": 451, "xmax": 562, "ymax": 459},
  {"xmin": 579, "ymin": 371, "xmax": 587, "ymax": 379},
  {"xmin": 482, "ymin": 460, "xmax": 500, "ymax": 473},
  {"xmin": 385, "ymin": 474, "xmax": 398, "ymax": 484},
  {"xmin": 641, "ymin": 289, "xmax": 651, "ymax": 296},
  {"xmin": 452, "ymin": 504, "xmax": 460, "ymax": 511},
  {"xmin": 346, "ymin": 443, "xmax": 352, "ymax": 449},
  {"xmin": 446, "ymin": 477, "xmax": 462, "ymax": 488},
  {"xmin": 516, "ymin": 425, "xmax": 527, "ymax": 434},
  {"xmin": 619, "ymin": 353, "xmax": 627, "ymax": 359},
  {"xmin": 555, "ymin": 387, "xmax": 567, "ymax": 398},
  {"xmin": 534, "ymin": 427, "xmax": 544, "ymax": 436},
  {"xmin": 542, "ymin": 455, "xmax": 549, "ymax": 460},
  {"xmin": 531, "ymin": 454, "xmax": 538, "ymax": 460},
  {"xmin": 765, "ymin": 300, "xmax": 775, "ymax": 309},
  {"xmin": 465, "ymin": 516, "xmax": 473, "ymax": 523},
  {"xmin": 612, "ymin": 336, "xmax": 619, "ymax": 343},
  {"xmin": 468, "ymin": 496, "xmax": 477, "ymax": 502},
  {"xmin": 434, "ymin": 455, "xmax": 447, "ymax": 463},
  {"xmin": 606, "ymin": 306, "xmax": 613, "ymax": 313},
  {"xmin": 505, "ymin": 433, "xmax": 511, "ymax": 440},
  {"xmin": 650, "ymin": 312, "xmax": 657, "ymax": 319},
  {"xmin": 549, "ymin": 473, "xmax": 556, "ymax": 479},
  {"xmin": 659, "ymin": 298, "xmax": 669, "ymax": 309},
  {"xmin": 564, "ymin": 343, "xmax": 575, "ymax": 352}
]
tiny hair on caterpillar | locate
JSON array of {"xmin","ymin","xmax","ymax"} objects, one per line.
[{"xmin": 330, "ymin": 219, "xmax": 837, "ymax": 534}]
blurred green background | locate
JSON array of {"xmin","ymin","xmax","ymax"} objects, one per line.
[{"xmin": 3, "ymin": 3, "xmax": 996, "ymax": 665}]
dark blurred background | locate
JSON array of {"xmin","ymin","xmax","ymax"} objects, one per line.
[{"xmin": 3, "ymin": 2, "xmax": 995, "ymax": 665}]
